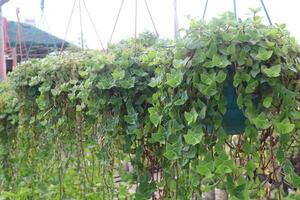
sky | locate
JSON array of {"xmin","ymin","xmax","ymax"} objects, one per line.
[{"xmin": 2, "ymin": 0, "xmax": 300, "ymax": 49}]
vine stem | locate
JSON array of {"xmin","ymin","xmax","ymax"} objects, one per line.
[{"xmin": 175, "ymin": 161, "xmax": 179, "ymax": 200}]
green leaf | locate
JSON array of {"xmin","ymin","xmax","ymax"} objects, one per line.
[
  {"xmin": 246, "ymin": 161, "xmax": 257, "ymax": 177},
  {"xmin": 148, "ymin": 77, "xmax": 162, "ymax": 87},
  {"xmin": 196, "ymin": 161, "xmax": 213, "ymax": 176},
  {"xmin": 184, "ymin": 108, "xmax": 198, "ymax": 125},
  {"xmin": 124, "ymin": 111, "xmax": 138, "ymax": 125},
  {"xmin": 261, "ymin": 64, "xmax": 281, "ymax": 78},
  {"xmin": 296, "ymin": 64, "xmax": 300, "ymax": 72},
  {"xmin": 164, "ymin": 141, "xmax": 182, "ymax": 160},
  {"xmin": 97, "ymin": 77, "xmax": 115, "ymax": 89},
  {"xmin": 199, "ymin": 106, "xmax": 207, "ymax": 119},
  {"xmin": 166, "ymin": 70, "xmax": 183, "ymax": 88},
  {"xmin": 212, "ymin": 55, "xmax": 231, "ymax": 68},
  {"xmin": 148, "ymin": 107, "xmax": 162, "ymax": 127},
  {"xmin": 196, "ymin": 83, "xmax": 218, "ymax": 96},
  {"xmin": 233, "ymin": 73, "xmax": 242, "ymax": 87},
  {"xmin": 192, "ymin": 50, "xmax": 206, "ymax": 65},
  {"xmin": 245, "ymin": 79, "xmax": 258, "ymax": 94},
  {"xmin": 118, "ymin": 77, "xmax": 135, "ymax": 89},
  {"xmin": 206, "ymin": 42, "xmax": 217, "ymax": 58},
  {"xmin": 216, "ymin": 71, "xmax": 227, "ymax": 83},
  {"xmin": 79, "ymin": 70, "xmax": 89, "ymax": 78},
  {"xmin": 135, "ymin": 176, "xmax": 156, "ymax": 200},
  {"xmin": 216, "ymin": 161, "xmax": 233, "ymax": 174},
  {"xmin": 274, "ymin": 118, "xmax": 295, "ymax": 134},
  {"xmin": 184, "ymin": 126, "xmax": 203, "ymax": 145},
  {"xmin": 291, "ymin": 173, "xmax": 300, "ymax": 188},
  {"xmin": 173, "ymin": 58, "xmax": 190, "ymax": 69},
  {"xmin": 149, "ymin": 131, "xmax": 164, "ymax": 143},
  {"xmin": 201, "ymin": 73, "xmax": 213, "ymax": 85},
  {"xmin": 250, "ymin": 68, "xmax": 260, "ymax": 78},
  {"xmin": 173, "ymin": 91, "xmax": 188, "ymax": 106},
  {"xmin": 263, "ymin": 96, "xmax": 272, "ymax": 108},
  {"xmin": 226, "ymin": 43, "xmax": 236, "ymax": 55},
  {"xmin": 256, "ymin": 48, "xmax": 273, "ymax": 61},
  {"xmin": 252, "ymin": 113, "xmax": 271, "ymax": 129},
  {"xmin": 212, "ymin": 54, "xmax": 222, "ymax": 66},
  {"xmin": 112, "ymin": 69, "xmax": 125, "ymax": 80}
]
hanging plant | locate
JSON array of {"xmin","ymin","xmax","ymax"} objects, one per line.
[
  {"xmin": 0, "ymin": 13, "xmax": 300, "ymax": 200},
  {"xmin": 147, "ymin": 12, "xmax": 300, "ymax": 199}
]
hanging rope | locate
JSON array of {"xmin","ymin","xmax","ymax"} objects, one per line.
[
  {"xmin": 202, "ymin": 0, "xmax": 209, "ymax": 19},
  {"xmin": 109, "ymin": 0, "xmax": 125, "ymax": 44},
  {"xmin": 40, "ymin": 0, "xmax": 45, "ymax": 13},
  {"xmin": 82, "ymin": 0, "xmax": 105, "ymax": 50},
  {"xmin": 78, "ymin": 0, "xmax": 84, "ymax": 49},
  {"xmin": 173, "ymin": 0, "xmax": 179, "ymax": 39},
  {"xmin": 233, "ymin": 0, "xmax": 237, "ymax": 20},
  {"xmin": 134, "ymin": 0, "xmax": 138, "ymax": 53},
  {"xmin": 143, "ymin": 0, "xmax": 159, "ymax": 37},
  {"xmin": 60, "ymin": 0, "xmax": 77, "ymax": 53},
  {"xmin": 260, "ymin": 0, "xmax": 272, "ymax": 25}
]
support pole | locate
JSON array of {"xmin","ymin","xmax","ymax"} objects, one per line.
[
  {"xmin": 0, "ymin": 0, "xmax": 9, "ymax": 81},
  {"xmin": 173, "ymin": 0, "xmax": 179, "ymax": 39}
]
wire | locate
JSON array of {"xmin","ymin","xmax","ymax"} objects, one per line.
[
  {"xmin": 82, "ymin": 0, "xmax": 105, "ymax": 50},
  {"xmin": 144, "ymin": 0, "xmax": 159, "ymax": 37},
  {"xmin": 260, "ymin": 0, "xmax": 272, "ymax": 25},
  {"xmin": 202, "ymin": 0, "xmax": 209, "ymax": 20},
  {"xmin": 60, "ymin": 0, "xmax": 77, "ymax": 53},
  {"xmin": 109, "ymin": 0, "xmax": 125, "ymax": 44}
]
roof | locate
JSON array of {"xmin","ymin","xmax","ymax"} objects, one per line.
[{"xmin": 7, "ymin": 21, "xmax": 68, "ymax": 48}]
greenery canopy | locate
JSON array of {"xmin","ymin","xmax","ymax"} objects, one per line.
[{"xmin": 0, "ymin": 12, "xmax": 300, "ymax": 199}]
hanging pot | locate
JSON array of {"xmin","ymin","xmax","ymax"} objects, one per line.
[{"xmin": 222, "ymin": 67, "xmax": 245, "ymax": 135}]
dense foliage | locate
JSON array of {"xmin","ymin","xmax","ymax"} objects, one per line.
[{"xmin": 1, "ymin": 13, "xmax": 300, "ymax": 199}]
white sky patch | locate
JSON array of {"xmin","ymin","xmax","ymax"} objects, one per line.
[{"xmin": 2, "ymin": 0, "xmax": 300, "ymax": 49}]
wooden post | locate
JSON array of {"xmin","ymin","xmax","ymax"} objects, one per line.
[
  {"xmin": 0, "ymin": 0, "xmax": 9, "ymax": 81},
  {"xmin": 12, "ymin": 47, "xmax": 16, "ymax": 70},
  {"xmin": 173, "ymin": 0, "xmax": 179, "ymax": 39}
]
